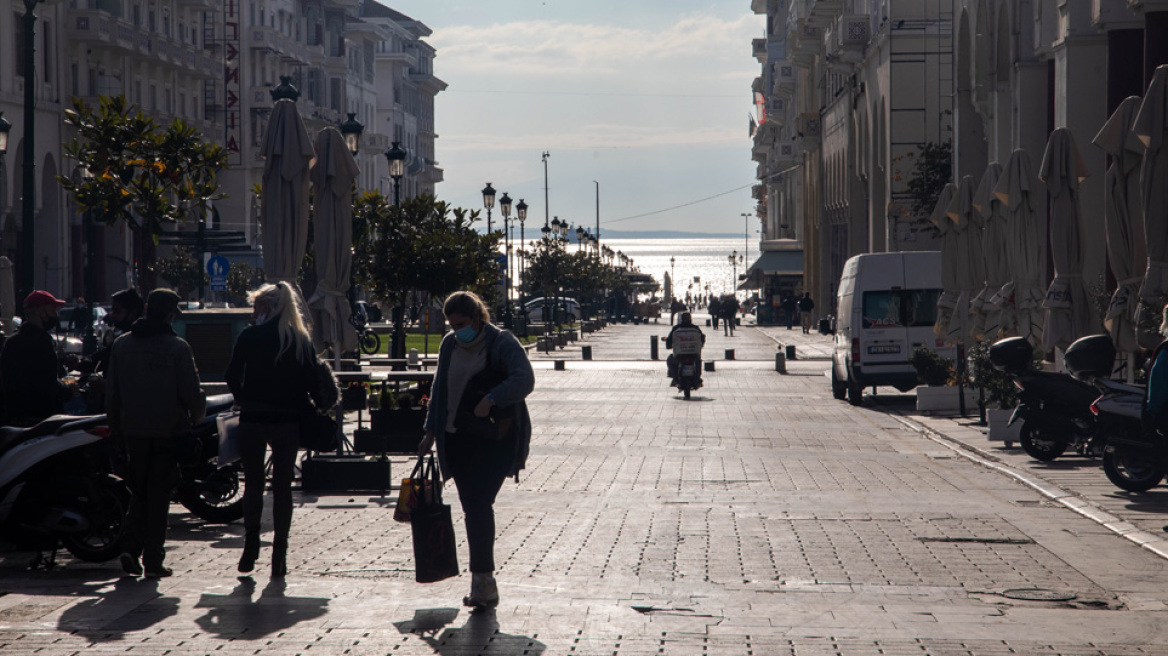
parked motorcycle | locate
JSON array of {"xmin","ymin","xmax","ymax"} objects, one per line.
[
  {"xmin": 172, "ymin": 394, "xmax": 245, "ymax": 523},
  {"xmin": 665, "ymin": 326, "xmax": 704, "ymax": 399},
  {"xmin": 0, "ymin": 414, "xmax": 131, "ymax": 569},
  {"xmin": 989, "ymin": 337, "xmax": 1101, "ymax": 461},
  {"xmin": 1063, "ymin": 334, "xmax": 1166, "ymax": 492}
]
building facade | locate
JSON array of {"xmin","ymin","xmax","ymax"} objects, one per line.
[{"xmin": 0, "ymin": 0, "xmax": 443, "ymax": 301}]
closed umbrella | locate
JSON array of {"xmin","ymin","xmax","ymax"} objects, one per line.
[
  {"xmin": 1039, "ymin": 127, "xmax": 1093, "ymax": 352},
  {"xmin": 0, "ymin": 256, "xmax": 13, "ymax": 335},
  {"xmin": 931, "ymin": 182, "xmax": 959, "ymax": 340},
  {"xmin": 994, "ymin": 148, "xmax": 1046, "ymax": 344},
  {"xmin": 259, "ymin": 98, "xmax": 315, "ymax": 284},
  {"xmin": 307, "ymin": 127, "xmax": 360, "ymax": 355},
  {"xmin": 1093, "ymin": 96, "xmax": 1146, "ymax": 354},
  {"xmin": 945, "ymin": 175, "xmax": 984, "ymax": 344},
  {"xmin": 1133, "ymin": 64, "xmax": 1168, "ymax": 347},
  {"xmin": 973, "ymin": 163, "xmax": 1011, "ymax": 340}
]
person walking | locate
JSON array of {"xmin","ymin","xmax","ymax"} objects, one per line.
[
  {"xmin": 107, "ymin": 289, "xmax": 205, "ymax": 578},
  {"xmin": 225, "ymin": 282, "xmax": 338, "ymax": 578},
  {"xmin": 798, "ymin": 292, "xmax": 816, "ymax": 334},
  {"xmin": 417, "ymin": 291, "xmax": 534, "ymax": 610},
  {"xmin": 723, "ymin": 295, "xmax": 740, "ymax": 336},
  {"xmin": 0, "ymin": 291, "xmax": 75, "ymax": 426},
  {"xmin": 781, "ymin": 295, "xmax": 798, "ymax": 330},
  {"xmin": 708, "ymin": 296, "xmax": 721, "ymax": 330}
]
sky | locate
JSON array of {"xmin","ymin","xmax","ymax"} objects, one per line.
[{"xmin": 385, "ymin": 0, "xmax": 765, "ymax": 236}]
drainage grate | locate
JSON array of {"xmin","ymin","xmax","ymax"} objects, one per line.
[
  {"xmin": 1002, "ymin": 588, "xmax": 1077, "ymax": 602},
  {"xmin": 917, "ymin": 537, "xmax": 1035, "ymax": 544},
  {"xmin": 315, "ymin": 568, "xmax": 414, "ymax": 580}
]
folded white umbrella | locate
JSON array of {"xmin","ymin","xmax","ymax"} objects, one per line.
[
  {"xmin": 259, "ymin": 98, "xmax": 315, "ymax": 285},
  {"xmin": 1093, "ymin": 96, "xmax": 1147, "ymax": 353},
  {"xmin": 1039, "ymin": 128, "xmax": 1093, "ymax": 352},
  {"xmin": 945, "ymin": 175, "xmax": 984, "ymax": 344},
  {"xmin": 974, "ymin": 163, "xmax": 1011, "ymax": 340},
  {"xmin": 931, "ymin": 182, "xmax": 959, "ymax": 340},
  {"xmin": 308, "ymin": 127, "xmax": 360, "ymax": 355},
  {"xmin": 1134, "ymin": 64, "xmax": 1168, "ymax": 347},
  {"xmin": 994, "ymin": 148, "xmax": 1046, "ymax": 345}
]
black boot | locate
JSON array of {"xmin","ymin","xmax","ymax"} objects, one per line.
[
  {"xmin": 238, "ymin": 533, "xmax": 260, "ymax": 574},
  {"xmin": 271, "ymin": 538, "xmax": 288, "ymax": 578}
]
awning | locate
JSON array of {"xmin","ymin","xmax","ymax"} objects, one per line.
[{"xmin": 746, "ymin": 250, "xmax": 803, "ymax": 276}]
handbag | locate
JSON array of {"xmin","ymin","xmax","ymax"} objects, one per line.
[
  {"xmin": 393, "ymin": 456, "xmax": 437, "ymax": 523},
  {"xmin": 299, "ymin": 411, "xmax": 339, "ymax": 452},
  {"xmin": 215, "ymin": 409, "xmax": 242, "ymax": 465},
  {"xmin": 409, "ymin": 454, "xmax": 459, "ymax": 583}
]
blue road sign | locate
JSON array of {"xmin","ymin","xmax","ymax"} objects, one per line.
[{"xmin": 207, "ymin": 255, "xmax": 230, "ymax": 292}]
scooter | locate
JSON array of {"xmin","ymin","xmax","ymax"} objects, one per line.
[
  {"xmin": 989, "ymin": 337, "xmax": 1101, "ymax": 461},
  {"xmin": 1063, "ymin": 334, "xmax": 1166, "ymax": 492},
  {"xmin": 665, "ymin": 327, "xmax": 704, "ymax": 399},
  {"xmin": 0, "ymin": 414, "xmax": 132, "ymax": 569},
  {"xmin": 172, "ymin": 394, "xmax": 245, "ymax": 523}
]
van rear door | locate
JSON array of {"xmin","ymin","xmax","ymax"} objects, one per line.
[{"xmin": 859, "ymin": 290, "xmax": 911, "ymax": 366}]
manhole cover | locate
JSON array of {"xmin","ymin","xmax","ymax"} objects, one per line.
[
  {"xmin": 316, "ymin": 568, "xmax": 413, "ymax": 580},
  {"xmin": 1002, "ymin": 588, "xmax": 1076, "ymax": 602}
]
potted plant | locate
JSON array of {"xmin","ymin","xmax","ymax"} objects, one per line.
[
  {"xmin": 912, "ymin": 348, "xmax": 976, "ymax": 414},
  {"xmin": 967, "ymin": 342, "xmax": 1024, "ymax": 445},
  {"xmin": 360, "ymin": 385, "xmax": 429, "ymax": 454}
]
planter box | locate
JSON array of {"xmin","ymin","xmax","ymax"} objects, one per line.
[
  {"xmin": 915, "ymin": 385, "xmax": 978, "ymax": 415},
  {"xmin": 300, "ymin": 455, "xmax": 392, "ymax": 492},
  {"xmin": 986, "ymin": 408, "xmax": 1023, "ymax": 444},
  {"xmin": 363, "ymin": 407, "xmax": 426, "ymax": 454}
]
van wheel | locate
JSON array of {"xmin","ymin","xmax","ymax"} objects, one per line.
[
  {"xmin": 831, "ymin": 368, "xmax": 847, "ymax": 400},
  {"xmin": 846, "ymin": 375, "xmax": 863, "ymax": 406}
]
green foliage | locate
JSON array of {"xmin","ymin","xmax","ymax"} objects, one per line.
[
  {"xmin": 904, "ymin": 141, "xmax": 953, "ymax": 219},
  {"xmin": 58, "ymin": 95, "xmax": 229, "ymax": 237},
  {"xmin": 911, "ymin": 347, "xmax": 954, "ymax": 387},
  {"xmin": 354, "ymin": 193, "xmax": 499, "ymax": 306},
  {"xmin": 966, "ymin": 341, "xmax": 1036, "ymax": 410},
  {"xmin": 225, "ymin": 262, "xmax": 265, "ymax": 307},
  {"xmin": 153, "ymin": 247, "xmax": 205, "ymax": 299}
]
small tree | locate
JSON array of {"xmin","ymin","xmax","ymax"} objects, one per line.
[{"xmin": 153, "ymin": 246, "xmax": 205, "ymax": 299}]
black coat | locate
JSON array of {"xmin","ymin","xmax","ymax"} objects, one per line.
[{"xmin": 0, "ymin": 323, "xmax": 71, "ymax": 425}]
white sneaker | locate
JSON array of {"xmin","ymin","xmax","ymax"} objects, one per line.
[{"xmin": 463, "ymin": 573, "xmax": 499, "ymax": 608}]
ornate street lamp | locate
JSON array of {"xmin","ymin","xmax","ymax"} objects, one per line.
[
  {"xmin": 338, "ymin": 112, "xmax": 364, "ymax": 155},
  {"xmin": 516, "ymin": 198, "xmax": 528, "ymax": 303},
  {"xmin": 499, "ymin": 191, "xmax": 512, "ymax": 324},
  {"xmin": 482, "ymin": 182, "xmax": 496, "ymax": 233},
  {"xmin": 269, "ymin": 75, "xmax": 300, "ymax": 101},
  {"xmin": 0, "ymin": 112, "xmax": 10, "ymax": 156},
  {"xmin": 384, "ymin": 141, "xmax": 407, "ymax": 205}
]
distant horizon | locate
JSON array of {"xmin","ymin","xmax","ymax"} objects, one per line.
[{"xmin": 496, "ymin": 228, "xmax": 744, "ymax": 239}]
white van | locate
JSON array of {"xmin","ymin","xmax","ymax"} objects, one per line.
[{"xmin": 831, "ymin": 251, "xmax": 950, "ymax": 405}]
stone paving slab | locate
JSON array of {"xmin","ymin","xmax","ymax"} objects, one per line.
[{"xmin": 4, "ymin": 324, "xmax": 1168, "ymax": 654}]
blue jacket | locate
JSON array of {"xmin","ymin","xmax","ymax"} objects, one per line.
[{"xmin": 425, "ymin": 323, "xmax": 534, "ymax": 480}]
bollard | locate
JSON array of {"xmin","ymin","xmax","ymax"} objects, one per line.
[
  {"xmin": 554, "ymin": 359, "xmax": 565, "ymax": 371},
  {"xmin": 775, "ymin": 351, "xmax": 787, "ymax": 374},
  {"xmin": 725, "ymin": 348, "xmax": 735, "ymax": 360},
  {"xmin": 650, "ymin": 337, "xmax": 659, "ymax": 360},
  {"xmin": 581, "ymin": 345, "xmax": 592, "ymax": 360},
  {"xmin": 704, "ymin": 361, "xmax": 715, "ymax": 372},
  {"xmin": 705, "ymin": 318, "xmax": 711, "ymax": 326},
  {"xmin": 785, "ymin": 344, "xmax": 796, "ymax": 360}
]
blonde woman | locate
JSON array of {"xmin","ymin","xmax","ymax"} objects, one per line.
[
  {"xmin": 417, "ymin": 291, "xmax": 534, "ymax": 608},
  {"xmin": 225, "ymin": 282, "xmax": 335, "ymax": 577}
]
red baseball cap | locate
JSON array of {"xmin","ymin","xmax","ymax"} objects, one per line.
[{"xmin": 23, "ymin": 290, "xmax": 67, "ymax": 309}]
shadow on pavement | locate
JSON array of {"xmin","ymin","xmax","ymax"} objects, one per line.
[
  {"xmin": 193, "ymin": 577, "xmax": 328, "ymax": 638},
  {"xmin": 394, "ymin": 607, "xmax": 546, "ymax": 655},
  {"xmin": 57, "ymin": 577, "xmax": 178, "ymax": 641}
]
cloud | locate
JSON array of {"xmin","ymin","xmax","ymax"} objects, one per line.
[{"xmin": 429, "ymin": 12, "xmax": 762, "ymax": 86}]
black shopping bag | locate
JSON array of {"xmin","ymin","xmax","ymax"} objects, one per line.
[{"xmin": 410, "ymin": 455, "xmax": 459, "ymax": 583}]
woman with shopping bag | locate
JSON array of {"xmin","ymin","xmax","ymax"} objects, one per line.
[{"xmin": 416, "ymin": 291, "xmax": 535, "ymax": 608}]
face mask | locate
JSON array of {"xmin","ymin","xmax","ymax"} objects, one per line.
[{"xmin": 454, "ymin": 325, "xmax": 478, "ymax": 343}]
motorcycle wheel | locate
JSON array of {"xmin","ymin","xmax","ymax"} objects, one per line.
[
  {"xmin": 179, "ymin": 462, "xmax": 245, "ymax": 523},
  {"xmin": 61, "ymin": 475, "xmax": 131, "ymax": 563},
  {"xmin": 1019, "ymin": 424, "xmax": 1067, "ymax": 462},
  {"xmin": 831, "ymin": 368, "xmax": 847, "ymax": 400},
  {"xmin": 359, "ymin": 331, "xmax": 381, "ymax": 355},
  {"xmin": 1103, "ymin": 449, "xmax": 1165, "ymax": 492}
]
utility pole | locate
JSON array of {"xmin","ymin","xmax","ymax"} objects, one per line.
[
  {"xmin": 542, "ymin": 151, "xmax": 550, "ymax": 229},
  {"xmin": 593, "ymin": 180, "xmax": 600, "ymax": 259}
]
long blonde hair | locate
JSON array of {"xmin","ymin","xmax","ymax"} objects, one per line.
[{"xmin": 248, "ymin": 282, "xmax": 312, "ymax": 363}]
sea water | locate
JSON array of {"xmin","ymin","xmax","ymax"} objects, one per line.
[{"xmin": 602, "ymin": 237, "xmax": 752, "ymax": 300}]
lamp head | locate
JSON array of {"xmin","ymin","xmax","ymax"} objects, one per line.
[
  {"xmin": 482, "ymin": 182, "xmax": 496, "ymax": 210},
  {"xmin": 385, "ymin": 141, "xmax": 407, "ymax": 179},
  {"xmin": 338, "ymin": 112, "xmax": 364, "ymax": 155},
  {"xmin": 499, "ymin": 192, "xmax": 512, "ymax": 218},
  {"xmin": 0, "ymin": 111, "xmax": 10, "ymax": 156},
  {"xmin": 516, "ymin": 199, "xmax": 527, "ymax": 222}
]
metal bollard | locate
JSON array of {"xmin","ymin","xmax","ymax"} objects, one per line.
[
  {"xmin": 650, "ymin": 337, "xmax": 659, "ymax": 360},
  {"xmin": 725, "ymin": 348, "xmax": 735, "ymax": 360},
  {"xmin": 775, "ymin": 351, "xmax": 787, "ymax": 374},
  {"xmin": 581, "ymin": 345, "xmax": 592, "ymax": 360},
  {"xmin": 785, "ymin": 344, "xmax": 796, "ymax": 360},
  {"xmin": 554, "ymin": 359, "xmax": 565, "ymax": 371}
]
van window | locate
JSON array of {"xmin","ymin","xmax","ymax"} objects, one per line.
[{"xmin": 862, "ymin": 290, "xmax": 941, "ymax": 328}]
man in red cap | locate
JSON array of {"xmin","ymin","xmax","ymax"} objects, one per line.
[{"xmin": 0, "ymin": 290, "xmax": 75, "ymax": 426}]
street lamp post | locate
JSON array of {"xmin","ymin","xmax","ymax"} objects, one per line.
[
  {"xmin": 741, "ymin": 212, "xmax": 752, "ymax": 263},
  {"xmin": 482, "ymin": 182, "xmax": 496, "ymax": 234},
  {"xmin": 384, "ymin": 140, "xmax": 408, "ymax": 358},
  {"xmin": 729, "ymin": 251, "xmax": 738, "ymax": 296},
  {"xmin": 19, "ymin": 0, "xmax": 44, "ymax": 299},
  {"xmin": 498, "ymin": 191, "xmax": 512, "ymax": 326},
  {"xmin": 515, "ymin": 198, "xmax": 528, "ymax": 334},
  {"xmin": 384, "ymin": 141, "xmax": 407, "ymax": 206},
  {"xmin": 338, "ymin": 113, "xmax": 363, "ymax": 316}
]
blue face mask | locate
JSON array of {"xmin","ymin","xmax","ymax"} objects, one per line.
[{"xmin": 454, "ymin": 325, "xmax": 479, "ymax": 343}]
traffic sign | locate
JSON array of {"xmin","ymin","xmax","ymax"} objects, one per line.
[{"xmin": 207, "ymin": 255, "xmax": 230, "ymax": 292}]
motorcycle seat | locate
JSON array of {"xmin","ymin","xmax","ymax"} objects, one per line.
[{"xmin": 0, "ymin": 415, "xmax": 85, "ymax": 455}]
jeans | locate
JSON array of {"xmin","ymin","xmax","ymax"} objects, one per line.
[
  {"xmin": 444, "ymin": 432, "xmax": 515, "ymax": 573},
  {"xmin": 239, "ymin": 421, "xmax": 299, "ymax": 544},
  {"xmin": 123, "ymin": 437, "xmax": 178, "ymax": 569}
]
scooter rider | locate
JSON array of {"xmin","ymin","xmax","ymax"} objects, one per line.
[
  {"xmin": 0, "ymin": 291, "xmax": 76, "ymax": 426},
  {"xmin": 664, "ymin": 312, "xmax": 705, "ymax": 379}
]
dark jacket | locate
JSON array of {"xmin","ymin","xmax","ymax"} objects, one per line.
[
  {"xmin": 665, "ymin": 323, "xmax": 705, "ymax": 349},
  {"xmin": 225, "ymin": 320, "xmax": 326, "ymax": 423},
  {"xmin": 0, "ymin": 323, "xmax": 72, "ymax": 425},
  {"xmin": 798, "ymin": 295, "xmax": 815, "ymax": 312},
  {"xmin": 425, "ymin": 324, "xmax": 535, "ymax": 481},
  {"xmin": 106, "ymin": 318, "xmax": 206, "ymax": 439}
]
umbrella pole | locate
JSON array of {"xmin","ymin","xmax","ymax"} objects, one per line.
[
  {"xmin": 333, "ymin": 318, "xmax": 346, "ymax": 456},
  {"xmin": 957, "ymin": 342, "xmax": 967, "ymax": 418}
]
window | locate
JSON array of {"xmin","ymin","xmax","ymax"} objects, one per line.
[{"xmin": 861, "ymin": 290, "xmax": 940, "ymax": 329}]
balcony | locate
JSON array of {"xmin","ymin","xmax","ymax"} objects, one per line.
[
  {"xmin": 805, "ymin": 0, "xmax": 844, "ymax": 29},
  {"xmin": 1093, "ymin": 0, "xmax": 1141, "ymax": 29},
  {"xmin": 249, "ymin": 25, "xmax": 279, "ymax": 50},
  {"xmin": 752, "ymin": 37, "xmax": 767, "ymax": 63},
  {"xmin": 790, "ymin": 20, "xmax": 822, "ymax": 63},
  {"xmin": 249, "ymin": 85, "xmax": 274, "ymax": 110},
  {"xmin": 827, "ymin": 15, "xmax": 870, "ymax": 62}
]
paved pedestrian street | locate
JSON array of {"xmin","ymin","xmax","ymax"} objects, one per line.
[{"xmin": 5, "ymin": 320, "xmax": 1168, "ymax": 654}]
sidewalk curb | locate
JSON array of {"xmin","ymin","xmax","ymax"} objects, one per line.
[{"xmin": 885, "ymin": 409, "xmax": 1168, "ymax": 562}]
